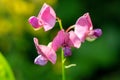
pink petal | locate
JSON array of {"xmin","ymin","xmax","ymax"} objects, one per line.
[
  {"xmin": 34, "ymin": 55, "xmax": 48, "ymax": 66},
  {"xmin": 34, "ymin": 37, "xmax": 56, "ymax": 64},
  {"xmin": 75, "ymin": 13, "xmax": 93, "ymax": 42},
  {"xmin": 38, "ymin": 3, "xmax": 56, "ymax": 31},
  {"xmin": 75, "ymin": 25, "xmax": 89, "ymax": 42},
  {"xmin": 34, "ymin": 38, "xmax": 42, "ymax": 55},
  {"xmin": 76, "ymin": 13, "xmax": 93, "ymax": 30},
  {"xmin": 69, "ymin": 31, "xmax": 81, "ymax": 48},
  {"xmin": 39, "ymin": 45, "xmax": 56, "ymax": 64},
  {"xmin": 28, "ymin": 16, "xmax": 42, "ymax": 29},
  {"xmin": 52, "ymin": 30, "xmax": 66, "ymax": 51}
]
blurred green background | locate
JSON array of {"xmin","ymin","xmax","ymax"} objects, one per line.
[{"xmin": 0, "ymin": 0, "xmax": 120, "ymax": 80}]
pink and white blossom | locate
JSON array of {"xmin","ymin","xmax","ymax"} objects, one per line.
[
  {"xmin": 28, "ymin": 3, "xmax": 56, "ymax": 31},
  {"xmin": 74, "ymin": 13, "xmax": 102, "ymax": 42},
  {"xmin": 34, "ymin": 38, "xmax": 56, "ymax": 66},
  {"xmin": 52, "ymin": 30, "xmax": 81, "ymax": 56}
]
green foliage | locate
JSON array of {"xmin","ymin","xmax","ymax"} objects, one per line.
[{"xmin": 0, "ymin": 52, "xmax": 15, "ymax": 80}]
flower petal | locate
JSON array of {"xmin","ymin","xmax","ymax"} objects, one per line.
[
  {"xmin": 74, "ymin": 24, "xmax": 89, "ymax": 42},
  {"xmin": 75, "ymin": 13, "xmax": 93, "ymax": 42},
  {"xmin": 28, "ymin": 16, "xmax": 42, "ymax": 29},
  {"xmin": 52, "ymin": 30, "xmax": 66, "ymax": 51},
  {"xmin": 34, "ymin": 55, "xmax": 48, "ymax": 66},
  {"xmin": 33, "ymin": 37, "xmax": 42, "ymax": 55},
  {"xmin": 69, "ymin": 31, "xmax": 81, "ymax": 48},
  {"xmin": 38, "ymin": 3, "xmax": 56, "ymax": 31},
  {"xmin": 76, "ymin": 13, "xmax": 93, "ymax": 30},
  {"xmin": 34, "ymin": 37, "xmax": 56, "ymax": 64},
  {"xmin": 39, "ymin": 45, "xmax": 57, "ymax": 64}
]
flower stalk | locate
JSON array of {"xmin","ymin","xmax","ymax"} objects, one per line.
[
  {"xmin": 57, "ymin": 17, "xmax": 66, "ymax": 80},
  {"xmin": 57, "ymin": 17, "xmax": 63, "ymax": 30},
  {"xmin": 61, "ymin": 48, "xmax": 66, "ymax": 80}
]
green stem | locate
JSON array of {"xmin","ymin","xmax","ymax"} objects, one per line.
[
  {"xmin": 61, "ymin": 48, "xmax": 65, "ymax": 80},
  {"xmin": 57, "ymin": 17, "xmax": 65, "ymax": 80},
  {"xmin": 57, "ymin": 17, "xmax": 63, "ymax": 30}
]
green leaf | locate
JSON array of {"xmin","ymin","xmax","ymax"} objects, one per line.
[{"xmin": 0, "ymin": 52, "xmax": 15, "ymax": 80}]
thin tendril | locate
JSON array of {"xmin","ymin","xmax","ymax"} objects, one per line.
[{"xmin": 66, "ymin": 25, "xmax": 75, "ymax": 32}]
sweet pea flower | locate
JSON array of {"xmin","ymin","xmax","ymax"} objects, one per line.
[
  {"xmin": 28, "ymin": 3, "xmax": 56, "ymax": 31},
  {"xmin": 34, "ymin": 37, "xmax": 56, "ymax": 66},
  {"xmin": 74, "ymin": 13, "xmax": 102, "ymax": 42},
  {"xmin": 52, "ymin": 30, "xmax": 81, "ymax": 56}
]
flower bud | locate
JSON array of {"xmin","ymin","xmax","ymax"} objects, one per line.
[
  {"xmin": 63, "ymin": 47, "xmax": 72, "ymax": 57},
  {"xmin": 86, "ymin": 28, "xmax": 102, "ymax": 42}
]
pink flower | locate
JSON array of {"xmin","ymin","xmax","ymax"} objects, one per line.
[
  {"xmin": 52, "ymin": 30, "xmax": 81, "ymax": 56},
  {"xmin": 34, "ymin": 38, "xmax": 56, "ymax": 66},
  {"xmin": 28, "ymin": 3, "xmax": 56, "ymax": 31},
  {"xmin": 74, "ymin": 13, "xmax": 102, "ymax": 42}
]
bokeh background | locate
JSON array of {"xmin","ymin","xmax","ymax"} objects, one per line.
[{"xmin": 0, "ymin": 0, "xmax": 120, "ymax": 80}]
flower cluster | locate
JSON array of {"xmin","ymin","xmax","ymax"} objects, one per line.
[{"xmin": 28, "ymin": 3, "xmax": 102, "ymax": 66}]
